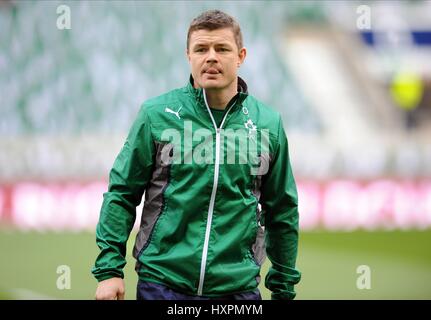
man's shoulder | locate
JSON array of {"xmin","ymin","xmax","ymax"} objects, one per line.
[
  {"xmin": 131, "ymin": 86, "xmax": 190, "ymax": 125},
  {"xmin": 141, "ymin": 86, "xmax": 189, "ymax": 111}
]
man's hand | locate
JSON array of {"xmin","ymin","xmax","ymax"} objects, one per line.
[{"xmin": 95, "ymin": 277, "xmax": 125, "ymax": 300}]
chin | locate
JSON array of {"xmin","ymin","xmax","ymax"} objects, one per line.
[
  {"xmin": 202, "ymin": 84, "xmax": 222, "ymax": 90},
  {"xmin": 199, "ymin": 80, "xmax": 225, "ymax": 90}
]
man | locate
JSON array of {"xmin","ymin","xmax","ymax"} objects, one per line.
[{"xmin": 92, "ymin": 9, "xmax": 301, "ymax": 300}]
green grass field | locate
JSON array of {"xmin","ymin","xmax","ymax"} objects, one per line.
[{"xmin": 0, "ymin": 229, "xmax": 430, "ymax": 300}]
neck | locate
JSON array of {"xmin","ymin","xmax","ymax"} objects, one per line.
[{"xmin": 202, "ymin": 79, "xmax": 238, "ymax": 111}]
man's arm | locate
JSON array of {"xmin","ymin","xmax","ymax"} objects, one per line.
[
  {"xmin": 260, "ymin": 114, "xmax": 301, "ymax": 300},
  {"xmin": 91, "ymin": 104, "xmax": 155, "ymax": 298}
]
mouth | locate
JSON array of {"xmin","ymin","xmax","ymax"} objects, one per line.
[{"xmin": 203, "ymin": 67, "xmax": 221, "ymax": 75}]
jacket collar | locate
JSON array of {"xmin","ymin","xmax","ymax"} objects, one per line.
[{"xmin": 186, "ymin": 74, "xmax": 249, "ymax": 108}]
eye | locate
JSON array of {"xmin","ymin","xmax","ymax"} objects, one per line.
[{"xmin": 195, "ymin": 47, "xmax": 207, "ymax": 53}]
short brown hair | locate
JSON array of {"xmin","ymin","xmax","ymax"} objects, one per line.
[{"xmin": 187, "ymin": 10, "xmax": 243, "ymax": 50}]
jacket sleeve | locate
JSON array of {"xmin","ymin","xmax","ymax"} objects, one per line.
[
  {"xmin": 260, "ymin": 114, "xmax": 301, "ymax": 299},
  {"xmin": 91, "ymin": 104, "xmax": 155, "ymax": 282}
]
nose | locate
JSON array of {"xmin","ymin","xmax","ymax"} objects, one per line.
[{"xmin": 205, "ymin": 47, "xmax": 218, "ymax": 63}]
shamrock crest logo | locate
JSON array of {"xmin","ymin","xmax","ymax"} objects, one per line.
[{"xmin": 244, "ymin": 119, "xmax": 257, "ymax": 140}]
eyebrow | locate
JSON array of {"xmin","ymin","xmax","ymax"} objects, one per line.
[{"xmin": 192, "ymin": 42, "xmax": 233, "ymax": 48}]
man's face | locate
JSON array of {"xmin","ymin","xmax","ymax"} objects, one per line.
[{"xmin": 187, "ymin": 28, "xmax": 246, "ymax": 91}]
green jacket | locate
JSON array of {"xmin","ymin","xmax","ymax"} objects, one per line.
[{"xmin": 92, "ymin": 76, "xmax": 301, "ymax": 299}]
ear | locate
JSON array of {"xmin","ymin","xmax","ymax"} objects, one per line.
[{"xmin": 238, "ymin": 47, "xmax": 247, "ymax": 67}]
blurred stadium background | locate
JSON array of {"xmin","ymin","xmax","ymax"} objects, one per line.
[{"xmin": 0, "ymin": 0, "xmax": 430, "ymax": 299}]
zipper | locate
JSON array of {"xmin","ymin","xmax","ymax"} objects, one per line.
[
  {"xmin": 197, "ymin": 89, "xmax": 236, "ymax": 296},
  {"xmin": 249, "ymin": 201, "xmax": 261, "ymax": 267}
]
